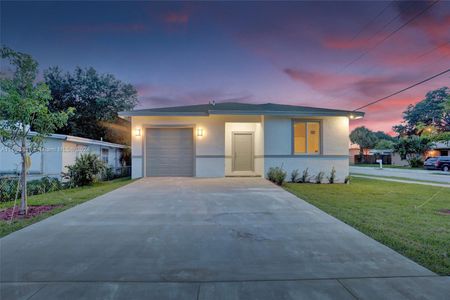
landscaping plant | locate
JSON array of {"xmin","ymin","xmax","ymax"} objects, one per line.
[
  {"xmin": 300, "ymin": 168, "xmax": 310, "ymax": 183},
  {"xmin": 315, "ymin": 171, "xmax": 324, "ymax": 184},
  {"xmin": 327, "ymin": 166, "xmax": 336, "ymax": 184},
  {"xmin": 290, "ymin": 169, "xmax": 299, "ymax": 183},
  {"xmin": 65, "ymin": 153, "xmax": 107, "ymax": 187},
  {"xmin": 267, "ymin": 166, "xmax": 287, "ymax": 186}
]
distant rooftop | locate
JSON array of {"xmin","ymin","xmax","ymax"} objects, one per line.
[{"xmin": 119, "ymin": 102, "xmax": 365, "ymax": 118}]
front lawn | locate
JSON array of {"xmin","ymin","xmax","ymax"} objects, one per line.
[
  {"xmin": 285, "ymin": 177, "xmax": 450, "ymax": 275},
  {"xmin": 0, "ymin": 178, "xmax": 133, "ymax": 237}
]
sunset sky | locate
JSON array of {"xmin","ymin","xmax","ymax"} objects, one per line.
[{"xmin": 1, "ymin": 1, "xmax": 449, "ymax": 134}]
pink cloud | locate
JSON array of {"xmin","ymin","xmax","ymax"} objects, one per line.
[{"xmin": 164, "ymin": 11, "xmax": 190, "ymax": 24}]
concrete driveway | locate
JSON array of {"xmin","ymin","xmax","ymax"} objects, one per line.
[{"xmin": 1, "ymin": 178, "xmax": 449, "ymax": 299}]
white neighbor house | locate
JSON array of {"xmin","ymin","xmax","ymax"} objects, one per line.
[
  {"xmin": 0, "ymin": 133, "xmax": 127, "ymax": 180},
  {"xmin": 120, "ymin": 102, "xmax": 364, "ymax": 182}
]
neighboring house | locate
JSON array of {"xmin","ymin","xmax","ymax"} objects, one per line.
[
  {"xmin": 427, "ymin": 141, "xmax": 449, "ymax": 157},
  {"xmin": 0, "ymin": 133, "xmax": 127, "ymax": 180},
  {"xmin": 119, "ymin": 102, "xmax": 364, "ymax": 182}
]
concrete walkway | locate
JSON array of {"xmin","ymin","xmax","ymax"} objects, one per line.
[
  {"xmin": 352, "ymin": 174, "xmax": 450, "ymax": 188},
  {"xmin": 1, "ymin": 178, "xmax": 449, "ymax": 299},
  {"xmin": 350, "ymin": 166, "xmax": 450, "ymax": 184}
]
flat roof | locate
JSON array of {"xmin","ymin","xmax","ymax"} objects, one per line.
[{"xmin": 119, "ymin": 102, "xmax": 365, "ymax": 118}]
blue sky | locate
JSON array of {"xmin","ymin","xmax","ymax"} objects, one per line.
[{"xmin": 1, "ymin": 1, "xmax": 449, "ymax": 133}]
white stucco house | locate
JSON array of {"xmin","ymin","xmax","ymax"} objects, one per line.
[
  {"xmin": 119, "ymin": 102, "xmax": 364, "ymax": 182},
  {"xmin": 0, "ymin": 133, "xmax": 127, "ymax": 180}
]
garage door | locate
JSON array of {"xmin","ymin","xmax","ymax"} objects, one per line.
[{"xmin": 145, "ymin": 128, "xmax": 194, "ymax": 177}]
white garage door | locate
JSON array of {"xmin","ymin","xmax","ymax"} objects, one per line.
[{"xmin": 145, "ymin": 128, "xmax": 194, "ymax": 177}]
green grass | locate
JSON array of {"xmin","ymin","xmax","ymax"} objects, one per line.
[
  {"xmin": 0, "ymin": 178, "xmax": 133, "ymax": 237},
  {"xmin": 285, "ymin": 177, "xmax": 450, "ymax": 275}
]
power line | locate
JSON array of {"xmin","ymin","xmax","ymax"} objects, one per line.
[
  {"xmin": 353, "ymin": 68, "xmax": 450, "ymax": 111},
  {"xmin": 349, "ymin": 1, "xmax": 393, "ymax": 43},
  {"xmin": 340, "ymin": 0, "xmax": 440, "ymax": 73}
]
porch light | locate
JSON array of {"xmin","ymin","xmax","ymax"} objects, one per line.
[
  {"xmin": 349, "ymin": 114, "xmax": 363, "ymax": 120},
  {"xmin": 135, "ymin": 128, "xmax": 141, "ymax": 137},
  {"xmin": 196, "ymin": 128, "xmax": 204, "ymax": 137}
]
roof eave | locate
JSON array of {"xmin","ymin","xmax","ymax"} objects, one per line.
[{"xmin": 119, "ymin": 111, "xmax": 209, "ymax": 117}]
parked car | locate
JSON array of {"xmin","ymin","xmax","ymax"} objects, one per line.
[
  {"xmin": 424, "ymin": 156, "xmax": 450, "ymax": 172},
  {"xmin": 423, "ymin": 157, "xmax": 439, "ymax": 170}
]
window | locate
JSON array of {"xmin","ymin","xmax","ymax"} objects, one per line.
[
  {"xmin": 293, "ymin": 121, "xmax": 321, "ymax": 154},
  {"xmin": 101, "ymin": 148, "xmax": 109, "ymax": 164}
]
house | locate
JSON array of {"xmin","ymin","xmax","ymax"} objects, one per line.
[
  {"xmin": 119, "ymin": 102, "xmax": 364, "ymax": 182},
  {"xmin": 0, "ymin": 133, "xmax": 127, "ymax": 180},
  {"xmin": 427, "ymin": 141, "xmax": 449, "ymax": 157}
]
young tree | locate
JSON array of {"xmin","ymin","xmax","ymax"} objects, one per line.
[
  {"xmin": 44, "ymin": 66, "xmax": 138, "ymax": 143},
  {"xmin": 393, "ymin": 87, "xmax": 449, "ymax": 135},
  {"xmin": 349, "ymin": 126, "xmax": 378, "ymax": 162},
  {"xmin": 0, "ymin": 47, "xmax": 73, "ymax": 215}
]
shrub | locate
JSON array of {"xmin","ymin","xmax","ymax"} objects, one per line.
[
  {"xmin": 344, "ymin": 175, "xmax": 351, "ymax": 184},
  {"xmin": 0, "ymin": 176, "xmax": 62, "ymax": 202},
  {"xmin": 408, "ymin": 157, "xmax": 424, "ymax": 168},
  {"xmin": 65, "ymin": 153, "xmax": 106, "ymax": 187},
  {"xmin": 102, "ymin": 167, "xmax": 115, "ymax": 181},
  {"xmin": 267, "ymin": 166, "xmax": 287, "ymax": 186},
  {"xmin": 315, "ymin": 171, "xmax": 324, "ymax": 184},
  {"xmin": 300, "ymin": 168, "xmax": 310, "ymax": 183},
  {"xmin": 327, "ymin": 167, "xmax": 336, "ymax": 184},
  {"xmin": 290, "ymin": 169, "xmax": 300, "ymax": 183},
  {"xmin": 28, "ymin": 176, "xmax": 62, "ymax": 196},
  {"xmin": 0, "ymin": 177, "xmax": 20, "ymax": 202}
]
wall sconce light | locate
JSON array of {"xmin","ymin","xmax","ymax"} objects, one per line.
[
  {"xmin": 196, "ymin": 128, "xmax": 204, "ymax": 137},
  {"xmin": 135, "ymin": 128, "xmax": 141, "ymax": 137}
]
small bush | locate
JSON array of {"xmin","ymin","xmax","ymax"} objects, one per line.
[
  {"xmin": 102, "ymin": 167, "xmax": 115, "ymax": 181},
  {"xmin": 315, "ymin": 171, "xmax": 324, "ymax": 184},
  {"xmin": 300, "ymin": 168, "xmax": 310, "ymax": 183},
  {"xmin": 65, "ymin": 153, "xmax": 107, "ymax": 187},
  {"xmin": 0, "ymin": 177, "xmax": 20, "ymax": 202},
  {"xmin": 290, "ymin": 169, "xmax": 300, "ymax": 183},
  {"xmin": 408, "ymin": 157, "xmax": 424, "ymax": 168},
  {"xmin": 267, "ymin": 166, "xmax": 287, "ymax": 186},
  {"xmin": 0, "ymin": 176, "xmax": 62, "ymax": 202},
  {"xmin": 327, "ymin": 166, "xmax": 336, "ymax": 184},
  {"xmin": 344, "ymin": 175, "xmax": 351, "ymax": 184}
]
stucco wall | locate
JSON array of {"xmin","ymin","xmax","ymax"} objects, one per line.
[
  {"xmin": 263, "ymin": 116, "xmax": 349, "ymax": 182},
  {"xmin": 131, "ymin": 115, "xmax": 262, "ymax": 178}
]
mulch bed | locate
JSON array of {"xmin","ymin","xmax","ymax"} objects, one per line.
[{"xmin": 0, "ymin": 205, "xmax": 63, "ymax": 221}]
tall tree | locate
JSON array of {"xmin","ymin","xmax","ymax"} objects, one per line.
[
  {"xmin": 44, "ymin": 66, "xmax": 138, "ymax": 143},
  {"xmin": 0, "ymin": 47, "xmax": 73, "ymax": 215},
  {"xmin": 349, "ymin": 126, "xmax": 378, "ymax": 161},
  {"xmin": 393, "ymin": 87, "xmax": 449, "ymax": 135}
]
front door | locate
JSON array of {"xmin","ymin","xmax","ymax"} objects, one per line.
[{"xmin": 232, "ymin": 132, "xmax": 254, "ymax": 172}]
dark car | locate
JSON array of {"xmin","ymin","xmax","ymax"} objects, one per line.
[
  {"xmin": 423, "ymin": 157, "xmax": 439, "ymax": 170},
  {"xmin": 424, "ymin": 156, "xmax": 450, "ymax": 172}
]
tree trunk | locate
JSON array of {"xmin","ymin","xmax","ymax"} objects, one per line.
[
  {"xmin": 359, "ymin": 149, "xmax": 365, "ymax": 164},
  {"xmin": 19, "ymin": 139, "xmax": 28, "ymax": 216}
]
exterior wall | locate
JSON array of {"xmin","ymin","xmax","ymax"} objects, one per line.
[
  {"xmin": 131, "ymin": 115, "xmax": 262, "ymax": 178},
  {"xmin": 263, "ymin": 116, "xmax": 350, "ymax": 182}
]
